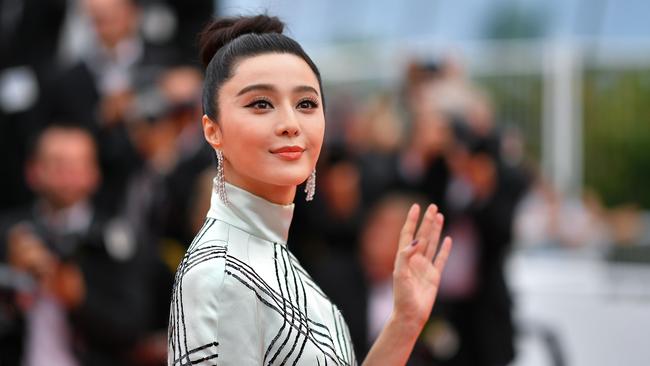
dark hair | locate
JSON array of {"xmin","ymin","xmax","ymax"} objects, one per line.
[
  {"xmin": 198, "ymin": 15, "xmax": 324, "ymax": 120},
  {"xmin": 26, "ymin": 123, "xmax": 95, "ymax": 156}
]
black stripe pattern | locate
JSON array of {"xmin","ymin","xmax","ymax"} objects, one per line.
[{"xmin": 168, "ymin": 218, "xmax": 357, "ymax": 365}]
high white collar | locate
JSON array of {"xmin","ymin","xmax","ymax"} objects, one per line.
[{"xmin": 207, "ymin": 179, "xmax": 294, "ymax": 244}]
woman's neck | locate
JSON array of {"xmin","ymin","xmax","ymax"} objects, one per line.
[{"xmin": 224, "ymin": 172, "xmax": 296, "ymax": 206}]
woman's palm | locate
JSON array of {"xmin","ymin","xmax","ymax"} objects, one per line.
[{"xmin": 392, "ymin": 204, "xmax": 452, "ymax": 328}]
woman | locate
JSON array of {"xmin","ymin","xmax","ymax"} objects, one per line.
[{"xmin": 168, "ymin": 15, "xmax": 452, "ymax": 366}]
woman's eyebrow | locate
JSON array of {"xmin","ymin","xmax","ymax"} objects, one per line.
[
  {"xmin": 293, "ymin": 85, "xmax": 319, "ymax": 96},
  {"xmin": 236, "ymin": 83, "xmax": 275, "ymax": 96},
  {"xmin": 236, "ymin": 84, "xmax": 319, "ymax": 97}
]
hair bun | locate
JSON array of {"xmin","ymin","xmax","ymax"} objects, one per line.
[{"xmin": 198, "ymin": 15, "xmax": 285, "ymax": 68}]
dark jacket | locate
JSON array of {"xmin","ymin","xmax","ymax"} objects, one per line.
[{"xmin": 0, "ymin": 203, "xmax": 163, "ymax": 366}]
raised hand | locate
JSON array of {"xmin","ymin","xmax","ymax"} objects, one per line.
[
  {"xmin": 362, "ymin": 203, "xmax": 452, "ymax": 366},
  {"xmin": 392, "ymin": 203, "xmax": 452, "ymax": 330}
]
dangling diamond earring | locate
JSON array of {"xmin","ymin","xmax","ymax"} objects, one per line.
[
  {"xmin": 305, "ymin": 169, "xmax": 316, "ymax": 201},
  {"xmin": 215, "ymin": 150, "xmax": 229, "ymax": 205}
]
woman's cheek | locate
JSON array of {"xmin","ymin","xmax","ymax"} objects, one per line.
[{"xmin": 309, "ymin": 122, "xmax": 325, "ymax": 149}]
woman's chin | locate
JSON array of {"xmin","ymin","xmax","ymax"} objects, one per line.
[
  {"xmin": 274, "ymin": 177, "xmax": 310, "ymax": 188},
  {"xmin": 266, "ymin": 172, "xmax": 311, "ymax": 188},
  {"xmin": 263, "ymin": 165, "xmax": 312, "ymax": 186}
]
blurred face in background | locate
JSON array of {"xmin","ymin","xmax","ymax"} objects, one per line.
[
  {"xmin": 160, "ymin": 67, "xmax": 204, "ymax": 133},
  {"xmin": 160, "ymin": 67, "xmax": 203, "ymax": 108},
  {"xmin": 128, "ymin": 116, "xmax": 178, "ymax": 163},
  {"xmin": 28, "ymin": 128, "xmax": 100, "ymax": 210},
  {"xmin": 360, "ymin": 197, "xmax": 413, "ymax": 283},
  {"xmin": 84, "ymin": 0, "xmax": 139, "ymax": 48},
  {"xmin": 205, "ymin": 53, "xmax": 325, "ymax": 204},
  {"xmin": 467, "ymin": 152, "xmax": 497, "ymax": 200},
  {"xmin": 323, "ymin": 161, "xmax": 361, "ymax": 218},
  {"xmin": 412, "ymin": 109, "xmax": 451, "ymax": 158},
  {"xmin": 466, "ymin": 94, "xmax": 494, "ymax": 137}
]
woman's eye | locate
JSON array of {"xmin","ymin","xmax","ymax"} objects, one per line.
[
  {"xmin": 246, "ymin": 100, "xmax": 273, "ymax": 109},
  {"xmin": 297, "ymin": 99, "xmax": 318, "ymax": 109}
]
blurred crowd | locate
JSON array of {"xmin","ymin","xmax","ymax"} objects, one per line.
[
  {"xmin": 292, "ymin": 59, "xmax": 531, "ymax": 366},
  {"xmin": 1, "ymin": 1, "xmax": 643, "ymax": 366},
  {"xmin": 1, "ymin": 0, "xmax": 214, "ymax": 365}
]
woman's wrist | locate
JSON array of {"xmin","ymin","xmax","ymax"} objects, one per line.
[
  {"xmin": 362, "ymin": 312, "xmax": 423, "ymax": 366},
  {"xmin": 385, "ymin": 311, "xmax": 424, "ymax": 343}
]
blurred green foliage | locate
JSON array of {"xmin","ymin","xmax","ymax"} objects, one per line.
[
  {"xmin": 477, "ymin": 67, "xmax": 650, "ymax": 209},
  {"xmin": 482, "ymin": 2, "xmax": 548, "ymax": 40},
  {"xmin": 474, "ymin": 73, "xmax": 543, "ymax": 162},
  {"xmin": 583, "ymin": 67, "xmax": 650, "ymax": 208}
]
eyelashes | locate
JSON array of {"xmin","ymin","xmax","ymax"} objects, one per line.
[
  {"xmin": 244, "ymin": 97, "xmax": 320, "ymax": 110},
  {"xmin": 296, "ymin": 97, "xmax": 319, "ymax": 109},
  {"xmin": 244, "ymin": 97, "xmax": 273, "ymax": 110}
]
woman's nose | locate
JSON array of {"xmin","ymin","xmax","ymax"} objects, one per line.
[{"xmin": 276, "ymin": 109, "xmax": 300, "ymax": 137}]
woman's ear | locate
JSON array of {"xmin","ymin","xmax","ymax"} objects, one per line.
[{"xmin": 202, "ymin": 114, "xmax": 222, "ymax": 149}]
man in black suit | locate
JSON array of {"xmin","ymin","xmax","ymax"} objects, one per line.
[
  {"xmin": 430, "ymin": 130, "xmax": 529, "ymax": 366},
  {"xmin": 0, "ymin": 124, "xmax": 162, "ymax": 366},
  {"xmin": 41, "ymin": 0, "xmax": 179, "ymax": 216}
]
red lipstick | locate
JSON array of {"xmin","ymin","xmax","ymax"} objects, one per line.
[{"xmin": 271, "ymin": 146, "xmax": 305, "ymax": 160}]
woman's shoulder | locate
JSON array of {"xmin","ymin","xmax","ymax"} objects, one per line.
[
  {"xmin": 176, "ymin": 216, "xmax": 280, "ymax": 296},
  {"xmin": 176, "ymin": 239, "xmax": 229, "ymax": 294},
  {"xmin": 175, "ymin": 218, "xmax": 230, "ymax": 290}
]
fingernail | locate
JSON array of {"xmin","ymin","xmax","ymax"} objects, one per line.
[{"xmin": 410, "ymin": 239, "xmax": 419, "ymax": 246}]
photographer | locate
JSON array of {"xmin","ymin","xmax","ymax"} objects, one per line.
[{"xmin": 0, "ymin": 124, "xmax": 157, "ymax": 366}]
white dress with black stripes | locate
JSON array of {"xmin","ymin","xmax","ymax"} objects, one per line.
[{"xmin": 168, "ymin": 181, "xmax": 357, "ymax": 366}]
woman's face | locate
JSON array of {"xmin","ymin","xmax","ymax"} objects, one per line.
[{"xmin": 204, "ymin": 53, "xmax": 324, "ymax": 204}]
